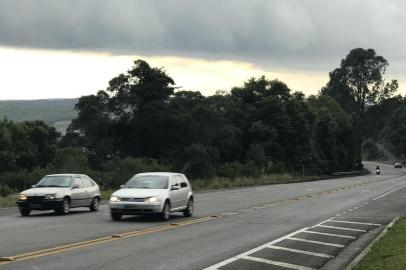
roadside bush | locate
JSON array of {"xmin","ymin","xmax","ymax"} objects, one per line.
[
  {"xmin": 0, "ymin": 184, "xmax": 13, "ymax": 197},
  {"xmin": 218, "ymin": 161, "xmax": 261, "ymax": 179},
  {"xmin": 100, "ymin": 157, "xmax": 171, "ymax": 188}
]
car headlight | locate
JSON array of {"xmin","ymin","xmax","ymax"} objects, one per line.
[
  {"xmin": 18, "ymin": 194, "xmax": 28, "ymax": 201},
  {"xmin": 44, "ymin": 194, "xmax": 56, "ymax": 200},
  {"xmin": 110, "ymin": 196, "xmax": 121, "ymax": 202},
  {"xmin": 144, "ymin": 197, "xmax": 158, "ymax": 203}
]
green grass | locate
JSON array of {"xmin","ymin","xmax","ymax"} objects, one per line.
[
  {"xmin": 0, "ymin": 194, "xmax": 18, "ymax": 208},
  {"xmin": 353, "ymin": 217, "xmax": 406, "ymax": 270}
]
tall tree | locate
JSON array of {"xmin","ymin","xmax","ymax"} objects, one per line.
[{"xmin": 321, "ymin": 48, "xmax": 398, "ymax": 168}]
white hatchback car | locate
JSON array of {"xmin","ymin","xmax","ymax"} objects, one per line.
[
  {"xmin": 16, "ymin": 174, "xmax": 101, "ymax": 216},
  {"xmin": 109, "ymin": 172, "xmax": 194, "ymax": 221}
]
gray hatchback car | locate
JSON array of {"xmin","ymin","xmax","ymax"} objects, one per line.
[
  {"xmin": 109, "ymin": 172, "xmax": 194, "ymax": 221},
  {"xmin": 16, "ymin": 174, "xmax": 101, "ymax": 216}
]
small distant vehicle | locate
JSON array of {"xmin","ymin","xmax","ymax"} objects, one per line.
[
  {"xmin": 394, "ymin": 163, "xmax": 402, "ymax": 168},
  {"xmin": 376, "ymin": 169, "xmax": 380, "ymax": 175},
  {"xmin": 109, "ymin": 172, "xmax": 194, "ymax": 221},
  {"xmin": 16, "ymin": 174, "xmax": 101, "ymax": 216}
]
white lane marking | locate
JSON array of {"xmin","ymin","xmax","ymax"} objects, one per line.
[
  {"xmin": 328, "ymin": 220, "xmax": 382, "ymax": 227},
  {"xmin": 267, "ymin": 246, "xmax": 332, "ymax": 258},
  {"xmin": 238, "ymin": 255, "xmax": 316, "ymax": 270},
  {"xmin": 288, "ymin": 237, "xmax": 345, "ymax": 248},
  {"xmin": 317, "ymin": 225, "xmax": 366, "ymax": 232},
  {"xmin": 227, "ymin": 195, "xmax": 247, "ymax": 199},
  {"xmin": 372, "ymin": 184, "xmax": 406, "ymax": 200},
  {"xmin": 203, "ymin": 257, "xmax": 239, "ymax": 270},
  {"xmin": 302, "ymin": 230, "xmax": 356, "ymax": 239},
  {"xmin": 203, "ymin": 228, "xmax": 309, "ymax": 270},
  {"xmin": 222, "ymin": 212, "xmax": 238, "ymax": 216}
]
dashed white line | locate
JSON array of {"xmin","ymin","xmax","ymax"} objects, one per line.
[
  {"xmin": 238, "ymin": 255, "xmax": 316, "ymax": 270},
  {"xmin": 317, "ymin": 225, "xmax": 366, "ymax": 232},
  {"xmin": 287, "ymin": 237, "xmax": 345, "ymax": 248},
  {"xmin": 328, "ymin": 220, "xmax": 382, "ymax": 226},
  {"xmin": 302, "ymin": 230, "xmax": 356, "ymax": 239},
  {"xmin": 267, "ymin": 245, "xmax": 333, "ymax": 258}
]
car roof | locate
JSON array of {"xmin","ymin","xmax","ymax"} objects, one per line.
[
  {"xmin": 46, "ymin": 174, "xmax": 87, "ymax": 177},
  {"xmin": 135, "ymin": 172, "xmax": 183, "ymax": 177}
]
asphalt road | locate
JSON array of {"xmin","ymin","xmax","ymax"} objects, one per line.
[{"xmin": 0, "ymin": 161, "xmax": 405, "ymax": 270}]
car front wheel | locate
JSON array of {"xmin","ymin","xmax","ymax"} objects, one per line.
[
  {"xmin": 111, "ymin": 212, "xmax": 122, "ymax": 221},
  {"xmin": 160, "ymin": 202, "xmax": 171, "ymax": 221},
  {"xmin": 55, "ymin": 198, "xmax": 70, "ymax": 215},
  {"xmin": 183, "ymin": 199, "xmax": 194, "ymax": 217},
  {"xmin": 19, "ymin": 208, "xmax": 31, "ymax": 216},
  {"xmin": 89, "ymin": 197, "xmax": 100, "ymax": 212}
]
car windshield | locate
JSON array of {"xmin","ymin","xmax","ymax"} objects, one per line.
[
  {"xmin": 36, "ymin": 176, "xmax": 72, "ymax": 187},
  {"xmin": 125, "ymin": 175, "xmax": 169, "ymax": 189}
]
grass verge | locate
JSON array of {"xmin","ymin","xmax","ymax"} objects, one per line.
[
  {"xmin": 0, "ymin": 194, "xmax": 18, "ymax": 208},
  {"xmin": 353, "ymin": 217, "xmax": 406, "ymax": 270}
]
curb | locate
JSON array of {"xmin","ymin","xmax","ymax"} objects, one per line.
[{"xmin": 345, "ymin": 216, "xmax": 399, "ymax": 270}]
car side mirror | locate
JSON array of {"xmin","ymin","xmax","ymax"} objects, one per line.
[
  {"xmin": 171, "ymin": 185, "xmax": 180, "ymax": 191},
  {"xmin": 120, "ymin": 185, "xmax": 125, "ymax": 189},
  {"xmin": 71, "ymin": 184, "xmax": 80, "ymax": 189}
]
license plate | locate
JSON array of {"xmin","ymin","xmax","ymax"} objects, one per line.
[
  {"xmin": 124, "ymin": 204, "xmax": 137, "ymax": 209},
  {"xmin": 29, "ymin": 204, "xmax": 41, "ymax": 208}
]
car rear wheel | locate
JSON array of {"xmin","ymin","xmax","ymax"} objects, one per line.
[
  {"xmin": 160, "ymin": 202, "xmax": 171, "ymax": 221},
  {"xmin": 111, "ymin": 212, "xmax": 122, "ymax": 221},
  {"xmin": 89, "ymin": 197, "xmax": 100, "ymax": 212},
  {"xmin": 183, "ymin": 199, "xmax": 194, "ymax": 217},
  {"xmin": 19, "ymin": 208, "xmax": 31, "ymax": 216},
  {"xmin": 55, "ymin": 198, "xmax": 70, "ymax": 215}
]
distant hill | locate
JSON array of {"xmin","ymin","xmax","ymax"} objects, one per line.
[{"xmin": 0, "ymin": 98, "xmax": 78, "ymax": 133}]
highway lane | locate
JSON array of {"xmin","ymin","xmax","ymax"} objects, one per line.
[{"xmin": 0, "ymin": 162, "xmax": 405, "ymax": 269}]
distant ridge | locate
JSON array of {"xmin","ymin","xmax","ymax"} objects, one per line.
[{"xmin": 0, "ymin": 98, "xmax": 78, "ymax": 127}]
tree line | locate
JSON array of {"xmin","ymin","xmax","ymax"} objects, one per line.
[{"xmin": 0, "ymin": 48, "xmax": 401, "ymax": 192}]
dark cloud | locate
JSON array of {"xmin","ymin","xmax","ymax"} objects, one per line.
[{"xmin": 1, "ymin": 0, "xmax": 405, "ymax": 72}]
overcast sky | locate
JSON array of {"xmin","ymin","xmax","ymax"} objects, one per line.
[{"xmin": 0, "ymin": 0, "xmax": 405, "ymax": 99}]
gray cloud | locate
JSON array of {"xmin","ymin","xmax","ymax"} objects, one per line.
[{"xmin": 1, "ymin": 0, "xmax": 406, "ymax": 73}]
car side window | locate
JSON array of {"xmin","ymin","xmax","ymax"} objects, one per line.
[
  {"xmin": 179, "ymin": 176, "xmax": 188, "ymax": 188},
  {"xmin": 87, "ymin": 176, "xmax": 96, "ymax": 186},
  {"xmin": 82, "ymin": 178, "xmax": 92, "ymax": 188},
  {"xmin": 73, "ymin": 177, "xmax": 84, "ymax": 188},
  {"xmin": 170, "ymin": 176, "xmax": 179, "ymax": 188}
]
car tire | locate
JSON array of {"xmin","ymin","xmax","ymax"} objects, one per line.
[
  {"xmin": 183, "ymin": 198, "xmax": 194, "ymax": 217},
  {"xmin": 160, "ymin": 201, "xmax": 171, "ymax": 221},
  {"xmin": 55, "ymin": 198, "xmax": 70, "ymax": 215},
  {"xmin": 111, "ymin": 212, "xmax": 122, "ymax": 221},
  {"xmin": 19, "ymin": 208, "xmax": 31, "ymax": 216},
  {"xmin": 89, "ymin": 197, "xmax": 100, "ymax": 212}
]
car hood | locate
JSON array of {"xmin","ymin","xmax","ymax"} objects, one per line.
[
  {"xmin": 112, "ymin": 188, "xmax": 167, "ymax": 198},
  {"xmin": 21, "ymin": 187, "xmax": 69, "ymax": 196}
]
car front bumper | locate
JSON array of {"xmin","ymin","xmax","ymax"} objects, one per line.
[
  {"xmin": 17, "ymin": 199, "xmax": 64, "ymax": 210},
  {"xmin": 109, "ymin": 202, "xmax": 162, "ymax": 215}
]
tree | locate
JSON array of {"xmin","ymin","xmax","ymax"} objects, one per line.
[{"xmin": 321, "ymin": 48, "xmax": 398, "ymax": 168}]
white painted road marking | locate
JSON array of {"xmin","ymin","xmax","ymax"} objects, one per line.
[
  {"xmin": 288, "ymin": 237, "xmax": 345, "ymax": 248},
  {"xmin": 267, "ymin": 245, "xmax": 333, "ymax": 258},
  {"xmin": 302, "ymin": 230, "xmax": 356, "ymax": 239},
  {"xmin": 317, "ymin": 225, "xmax": 366, "ymax": 232},
  {"xmin": 328, "ymin": 220, "xmax": 382, "ymax": 227},
  {"xmin": 238, "ymin": 255, "xmax": 316, "ymax": 270}
]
